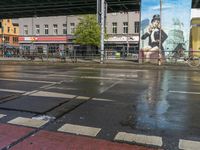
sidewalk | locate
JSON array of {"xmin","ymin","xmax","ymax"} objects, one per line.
[{"xmin": 0, "ymin": 57, "xmax": 199, "ymax": 71}]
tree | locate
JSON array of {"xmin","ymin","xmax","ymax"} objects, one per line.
[{"xmin": 74, "ymin": 15, "xmax": 101, "ymax": 49}]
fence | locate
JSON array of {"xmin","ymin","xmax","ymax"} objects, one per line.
[
  {"xmin": 0, "ymin": 48, "xmax": 200, "ymax": 66},
  {"xmin": 139, "ymin": 49, "xmax": 200, "ymax": 66}
]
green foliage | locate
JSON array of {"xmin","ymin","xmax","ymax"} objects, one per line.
[{"xmin": 74, "ymin": 15, "xmax": 101, "ymax": 47}]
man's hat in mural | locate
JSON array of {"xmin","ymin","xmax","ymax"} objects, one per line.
[{"xmin": 151, "ymin": 14, "xmax": 160, "ymax": 23}]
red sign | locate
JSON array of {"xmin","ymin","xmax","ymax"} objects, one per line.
[{"xmin": 19, "ymin": 36, "xmax": 70, "ymax": 42}]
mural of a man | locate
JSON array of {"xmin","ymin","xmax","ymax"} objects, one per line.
[{"xmin": 141, "ymin": 14, "xmax": 168, "ymax": 62}]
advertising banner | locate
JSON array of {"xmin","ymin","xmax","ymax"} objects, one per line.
[{"xmin": 140, "ymin": 0, "xmax": 192, "ymax": 63}]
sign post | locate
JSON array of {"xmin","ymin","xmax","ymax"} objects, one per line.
[{"xmin": 97, "ymin": 0, "xmax": 106, "ymax": 64}]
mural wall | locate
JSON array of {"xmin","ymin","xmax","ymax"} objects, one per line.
[{"xmin": 140, "ymin": 0, "xmax": 192, "ymax": 62}]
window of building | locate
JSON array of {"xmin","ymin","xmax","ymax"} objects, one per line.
[
  {"xmin": 37, "ymin": 46, "xmax": 43, "ymax": 53},
  {"xmin": 134, "ymin": 22, "xmax": 140, "ymax": 33},
  {"xmin": 35, "ymin": 25, "xmax": 40, "ymax": 35},
  {"xmin": 123, "ymin": 22, "xmax": 128, "ymax": 34},
  {"xmin": 53, "ymin": 24, "xmax": 58, "ymax": 35},
  {"xmin": 70, "ymin": 23, "xmax": 75, "ymax": 34},
  {"xmin": 5, "ymin": 36, "xmax": 9, "ymax": 43},
  {"xmin": 63, "ymin": 24, "xmax": 67, "ymax": 34},
  {"xmin": 7, "ymin": 19, "xmax": 10, "ymax": 23},
  {"xmin": 14, "ymin": 28, "xmax": 16, "ymax": 34},
  {"xmin": 23, "ymin": 46, "xmax": 31, "ymax": 52},
  {"xmin": 24, "ymin": 25, "xmax": 28, "ymax": 35},
  {"xmin": 112, "ymin": 22, "xmax": 117, "ymax": 34},
  {"xmin": 44, "ymin": 24, "xmax": 49, "ymax": 35},
  {"xmin": 13, "ymin": 37, "xmax": 18, "ymax": 43},
  {"xmin": 7, "ymin": 27, "xmax": 10, "ymax": 33},
  {"xmin": 48, "ymin": 44, "xmax": 59, "ymax": 53}
]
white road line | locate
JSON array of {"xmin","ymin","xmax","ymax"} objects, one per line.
[
  {"xmin": 8, "ymin": 117, "xmax": 48, "ymax": 128},
  {"xmin": 0, "ymin": 114, "xmax": 6, "ymax": 119},
  {"xmin": 179, "ymin": 139, "xmax": 200, "ymax": 150},
  {"xmin": 114, "ymin": 132, "xmax": 163, "ymax": 147},
  {"xmin": 99, "ymin": 81, "xmax": 121, "ymax": 94},
  {"xmin": 80, "ymin": 76, "xmax": 122, "ymax": 80},
  {"xmin": 76, "ymin": 96, "xmax": 90, "ymax": 100},
  {"xmin": 45, "ymin": 87, "xmax": 78, "ymax": 90},
  {"xmin": 48, "ymin": 74, "xmax": 137, "ymax": 81},
  {"xmin": 92, "ymin": 98, "xmax": 113, "ymax": 102},
  {"xmin": 40, "ymin": 83, "xmax": 58, "ymax": 89},
  {"xmin": 49, "ymin": 75, "xmax": 119, "ymax": 80},
  {"xmin": 30, "ymin": 91, "xmax": 76, "ymax": 99},
  {"xmin": 169, "ymin": 90, "xmax": 200, "ymax": 95},
  {"xmin": 22, "ymin": 90, "xmax": 39, "ymax": 96},
  {"xmin": 106, "ymin": 74, "xmax": 138, "ymax": 78},
  {"xmin": 58, "ymin": 124, "xmax": 101, "ymax": 137},
  {"xmin": 0, "ymin": 88, "xmax": 26, "ymax": 93},
  {"xmin": 0, "ymin": 78, "xmax": 56, "ymax": 84},
  {"xmin": 75, "ymin": 67, "xmax": 148, "ymax": 72},
  {"xmin": 75, "ymin": 67, "xmax": 96, "ymax": 70},
  {"xmin": 47, "ymin": 74, "xmax": 72, "ymax": 77}
]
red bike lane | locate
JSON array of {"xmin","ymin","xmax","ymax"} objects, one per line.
[{"xmin": 0, "ymin": 124, "xmax": 160, "ymax": 150}]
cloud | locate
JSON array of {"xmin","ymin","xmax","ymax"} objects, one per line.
[{"xmin": 151, "ymin": 3, "xmax": 174, "ymax": 11}]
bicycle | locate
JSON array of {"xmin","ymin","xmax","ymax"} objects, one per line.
[{"xmin": 167, "ymin": 48, "xmax": 200, "ymax": 67}]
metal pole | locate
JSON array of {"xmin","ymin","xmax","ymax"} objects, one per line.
[
  {"xmin": 159, "ymin": 0, "xmax": 162, "ymax": 65},
  {"xmin": 32, "ymin": 17, "xmax": 34, "ymax": 55},
  {"xmin": 2, "ymin": 24, "xmax": 4, "ymax": 57},
  {"xmin": 97, "ymin": 0, "xmax": 100, "ymax": 22},
  {"xmin": 159, "ymin": 0, "xmax": 162, "ymax": 50},
  {"xmin": 127, "ymin": 12, "xmax": 129, "ymax": 55},
  {"xmin": 100, "ymin": 0, "xmax": 105, "ymax": 64}
]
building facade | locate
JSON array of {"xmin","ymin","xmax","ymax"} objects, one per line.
[
  {"xmin": 105, "ymin": 12, "xmax": 140, "ymax": 54},
  {"xmin": 17, "ymin": 12, "xmax": 140, "ymax": 55},
  {"xmin": 190, "ymin": 9, "xmax": 200, "ymax": 57},
  {"xmin": 0, "ymin": 19, "xmax": 19, "ymax": 55}
]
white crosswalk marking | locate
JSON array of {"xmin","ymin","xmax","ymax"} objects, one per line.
[
  {"xmin": 114, "ymin": 132, "xmax": 163, "ymax": 147},
  {"xmin": 30, "ymin": 91, "xmax": 76, "ymax": 99},
  {"xmin": 58, "ymin": 124, "xmax": 101, "ymax": 137},
  {"xmin": 179, "ymin": 139, "xmax": 200, "ymax": 150},
  {"xmin": 23, "ymin": 90, "xmax": 39, "ymax": 96},
  {"xmin": 8, "ymin": 117, "xmax": 48, "ymax": 128},
  {"xmin": 169, "ymin": 90, "xmax": 200, "ymax": 95},
  {"xmin": 0, "ymin": 89, "xmax": 26, "ymax": 93},
  {"xmin": 92, "ymin": 98, "xmax": 113, "ymax": 102},
  {"xmin": 0, "ymin": 114, "xmax": 6, "ymax": 119},
  {"xmin": 0, "ymin": 78, "xmax": 56, "ymax": 84},
  {"xmin": 76, "ymin": 96, "xmax": 90, "ymax": 100}
]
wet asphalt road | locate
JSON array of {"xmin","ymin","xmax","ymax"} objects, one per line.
[{"xmin": 0, "ymin": 64, "xmax": 200, "ymax": 149}]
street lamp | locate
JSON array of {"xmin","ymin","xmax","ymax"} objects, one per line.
[
  {"xmin": 126, "ymin": 12, "xmax": 129, "ymax": 55},
  {"xmin": 97, "ymin": 0, "xmax": 107, "ymax": 64},
  {"xmin": 1, "ymin": 22, "xmax": 5, "ymax": 57}
]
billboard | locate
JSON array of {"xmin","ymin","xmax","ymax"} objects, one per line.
[{"xmin": 140, "ymin": 0, "xmax": 192, "ymax": 63}]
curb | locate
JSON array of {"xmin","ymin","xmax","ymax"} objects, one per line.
[{"xmin": 0, "ymin": 60, "xmax": 200, "ymax": 71}]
